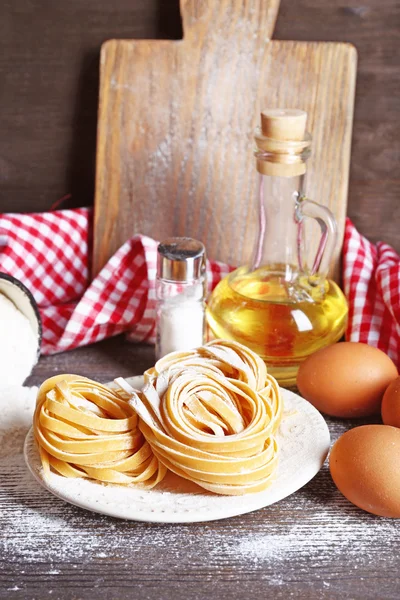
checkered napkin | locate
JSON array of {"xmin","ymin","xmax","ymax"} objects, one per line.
[
  {"xmin": 343, "ymin": 217, "xmax": 400, "ymax": 365},
  {"xmin": 0, "ymin": 208, "xmax": 399, "ymax": 366},
  {"xmin": 0, "ymin": 208, "xmax": 231, "ymax": 354}
]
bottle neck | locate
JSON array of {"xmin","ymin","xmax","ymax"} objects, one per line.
[{"xmin": 251, "ymin": 173, "xmax": 305, "ymax": 280}]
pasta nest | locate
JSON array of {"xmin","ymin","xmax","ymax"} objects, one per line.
[
  {"xmin": 33, "ymin": 374, "xmax": 166, "ymax": 487},
  {"xmin": 120, "ymin": 339, "xmax": 283, "ymax": 495},
  {"xmin": 33, "ymin": 340, "xmax": 283, "ymax": 496}
]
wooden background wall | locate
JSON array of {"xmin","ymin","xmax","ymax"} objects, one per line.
[{"xmin": 0, "ymin": 0, "xmax": 399, "ymax": 250}]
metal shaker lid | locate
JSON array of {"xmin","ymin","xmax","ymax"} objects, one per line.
[{"xmin": 157, "ymin": 237, "xmax": 206, "ymax": 282}]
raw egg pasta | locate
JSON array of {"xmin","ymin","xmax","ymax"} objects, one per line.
[
  {"xmin": 116, "ymin": 340, "xmax": 283, "ymax": 495},
  {"xmin": 33, "ymin": 342, "xmax": 283, "ymax": 496},
  {"xmin": 33, "ymin": 374, "xmax": 167, "ymax": 487},
  {"xmin": 145, "ymin": 339, "xmax": 282, "ymax": 432},
  {"xmin": 149, "ymin": 339, "xmax": 270, "ymax": 390}
]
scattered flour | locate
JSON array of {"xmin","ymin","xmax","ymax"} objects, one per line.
[
  {"xmin": 0, "ymin": 293, "xmax": 38, "ymax": 386},
  {"xmin": 0, "ymin": 382, "xmax": 398, "ymax": 597},
  {"xmin": 0, "ymin": 385, "xmax": 38, "ymax": 456}
]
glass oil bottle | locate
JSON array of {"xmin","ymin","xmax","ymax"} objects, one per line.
[{"xmin": 206, "ymin": 109, "xmax": 348, "ymax": 386}]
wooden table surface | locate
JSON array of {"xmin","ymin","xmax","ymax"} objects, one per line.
[
  {"xmin": 1, "ymin": 0, "xmax": 400, "ymax": 254},
  {"xmin": 1, "ymin": 336, "xmax": 399, "ymax": 600}
]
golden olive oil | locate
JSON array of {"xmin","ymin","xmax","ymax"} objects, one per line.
[{"xmin": 206, "ymin": 265, "xmax": 348, "ymax": 387}]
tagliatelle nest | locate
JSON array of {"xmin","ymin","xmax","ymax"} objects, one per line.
[
  {"xmin": 118, "ymin": 339, "xmax": 283, "ymax": 495},
  {"xmin": 34, "ymin": 340, "xmax": 283, "ymax": 496},
  {"xmin": 33, "ymin": 374, "xmax": 166, "ymax": 487}
]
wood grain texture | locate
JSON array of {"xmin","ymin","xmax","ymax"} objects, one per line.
[
  {"xmin": 273, "ymin": 0, "xmax": 400, "ymax": 251},
  {"xmin": 0, "ymin": 0, "xmax": 183, "ymax": 213},
  {"xmin": 0, "ymin": 337, "xmax": 398, "ymax": 600},
  {"xmin": 93, "ymin": 0, "xmax": 356, "ymax": 278},
  {"xmin": 93, "ymin": 0, "xmax": 283, "ymax": 273},
  {"xmin": 1, "ymin": 1, "xmax": 399, "ymax": 260}
]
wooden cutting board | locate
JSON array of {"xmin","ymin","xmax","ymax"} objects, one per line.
[{"xmin": 93, "ymin": 0, "xmax": 357, "ymax": 279}]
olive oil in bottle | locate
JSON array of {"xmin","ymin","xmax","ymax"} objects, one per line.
[{"xmin": 206, "ymin": 109, "xmax": 348, "ymax": 386}]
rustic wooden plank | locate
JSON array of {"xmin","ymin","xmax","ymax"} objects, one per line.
[
  {"xmin": 347, "ymin": 179, "xmax": 400, "ymax": 246},
  {"xmin": 1, "ymin": 0, "xmax": 399, "ymax": 260},
  {"xmin": 92, "ymin": 0, "xmax": 281, "ymax": 275},
  {"xmin": 273, "ymin": 0, "xmax": 400, "ymax": 253},
  {"xmin": 26, "ymin": 336, "xmax": 155, "ymax": 386},
  {"xmin": 0, "ymin": 338, "xmax": 398, "ymax": 600},
  {"xmin": 93, "ymin": 1, "xmax": 356, "ymax": 280},
  {"xmin": 0, "ymin": 0, "xmax": 183, "ymax": 213}
]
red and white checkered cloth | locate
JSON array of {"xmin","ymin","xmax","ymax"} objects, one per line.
[
  {"xmin": 343, "ymin": 216, "xmax": 400, "ymax": 363},
  {"xmin": 0, "ymin": 208, "xmax": 399, "ymax": 367},
  {"xmin": 0, "ymin": 208, "xmax": 231, "ymax": 354}
]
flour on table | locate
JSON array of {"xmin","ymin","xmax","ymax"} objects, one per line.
[
  {"xmin": 0, "ymin": 385, "xmax": 37, "ymax": 437},
  {"xmin": 1, "ymin": 382, "xmax": 399, "ymax": 585}
]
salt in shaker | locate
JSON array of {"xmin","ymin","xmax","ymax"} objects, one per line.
[{"xmin": 155, "ymin": 237, "xmax": 206, "ymax": 360}]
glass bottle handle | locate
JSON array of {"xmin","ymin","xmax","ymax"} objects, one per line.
[{"xmin": 296, "ymin": 196, "xmax": 338, "ymax": 279}]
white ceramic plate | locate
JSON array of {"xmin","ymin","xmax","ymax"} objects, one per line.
[{"xmin": 25, "ymin": 376, "xmax": 330, "ymax": 523}]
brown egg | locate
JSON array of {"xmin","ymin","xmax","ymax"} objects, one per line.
[
  {"xmin": 382, "ymin": 376, "xmax": 400, "ymax": 427},
  {"xmin": 297, "ymin": 342, "xmax": 398, "ymax": 418},
  {"xmin": 330, "ymin": 425, "xmax": 400, "ymax": 518}
]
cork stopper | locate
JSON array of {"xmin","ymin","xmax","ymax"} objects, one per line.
[
  {"xmin": 260, "ymin": 109, "xmax": 307, "ymax": 142},
  {"xmin": 255, "ymin": 108, "xmax": 310, "ymax": 177}
]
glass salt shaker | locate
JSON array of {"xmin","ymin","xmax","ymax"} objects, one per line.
[{"xmin": 155, "ymin": 237, "xmax": 206, "ymax": 360}]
